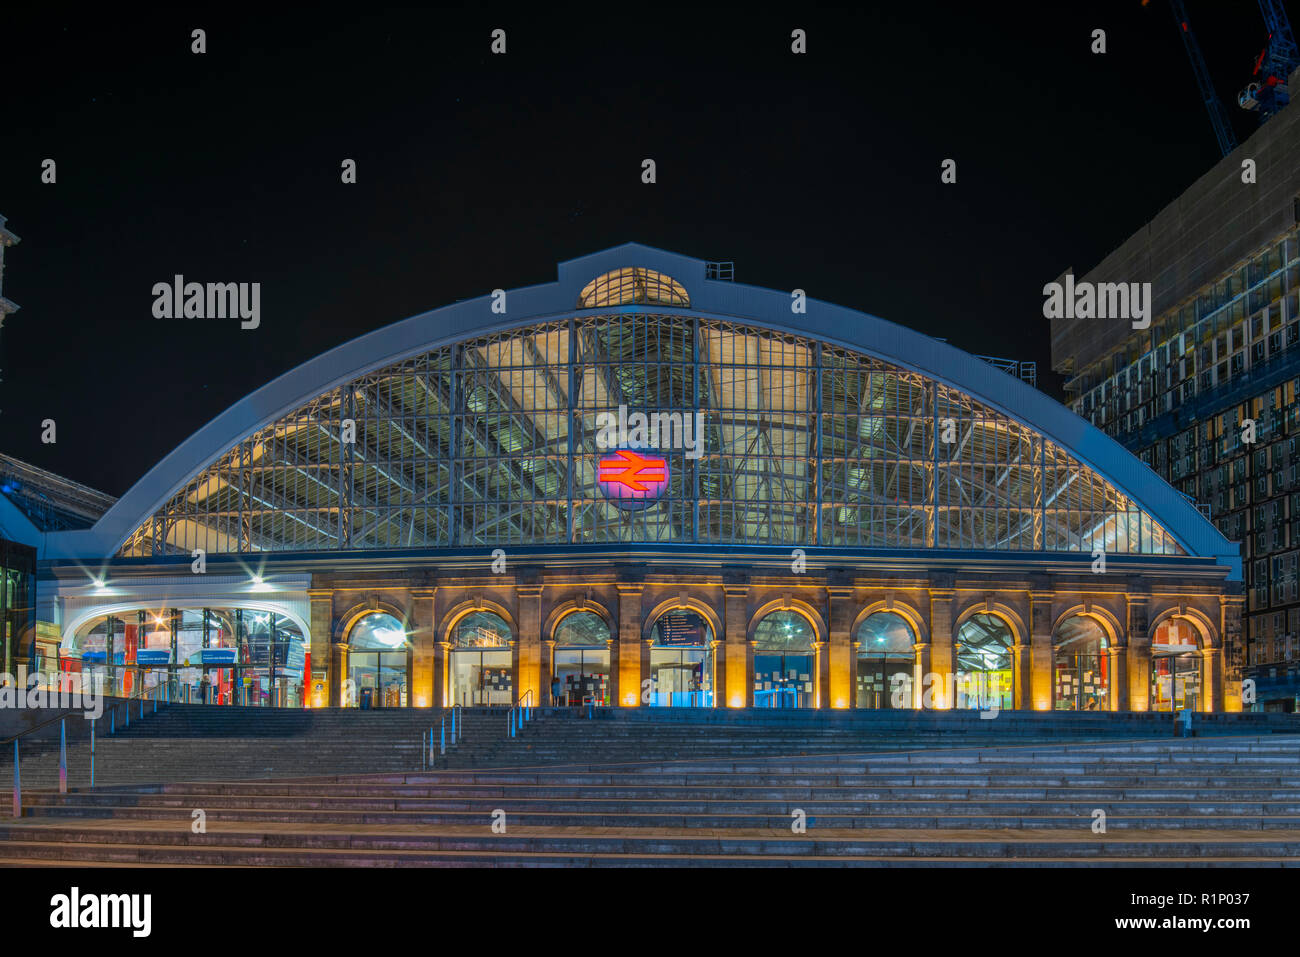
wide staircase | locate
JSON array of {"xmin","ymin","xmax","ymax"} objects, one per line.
[
  {"xmin": 2, "ymin": 736, "xmax": 1300, "ymax": 865},
  {"xmin": 4, "ymin": 704, "xmax": 1298, "ymax": 789}
]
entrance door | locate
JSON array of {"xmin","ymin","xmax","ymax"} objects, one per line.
[
  {"xmin": 754, "ymin": 653, "xmax": 813, "ymax": 708},
  {"xmin": 1150, "ymin": 653, "xmax": 1200, "ymax": 712},
  {"xmin": 554, "ymin": 649, "xmax": 610, "ymax": 705},
  {"xmin": 449, "ymin": 649, "xmax": 513, "ymax": 706},
  {"xmin": 350, "ymin": 651, "xmax": 407, "ymax": 708}
]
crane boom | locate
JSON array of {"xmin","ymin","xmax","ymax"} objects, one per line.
[{"xmin": 1170, "ymin": 0, "xmax": 1239, "ymax": 156}]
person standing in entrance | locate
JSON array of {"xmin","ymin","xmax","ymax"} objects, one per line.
[
  {"xmin": 551, "ymin": 675, "xmax": 562, "ymax": 707},
  {"xmin": 199, "ymin": 672, "xmax": 210, "ymax": 704}
]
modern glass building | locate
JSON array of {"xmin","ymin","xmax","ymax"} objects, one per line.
[
  {"xmin": 13, "ymin": 244, "xmax": 1242, "ymax": 711},
  {"xmin": 1052, "ymin": 68, "xmax": 1300, "ymax": 710}
]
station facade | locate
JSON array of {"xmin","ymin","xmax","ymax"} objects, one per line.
[{"xmin": 11, "ymin": 245, "xmax": 1244, "ymax": 712}]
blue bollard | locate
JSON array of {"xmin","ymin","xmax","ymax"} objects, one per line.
[
  {"xmin": 59, "ymin": 720, "xmax": 67, "ymax": 794},
  {"xmin": 90, "ymin": 719, "xmax": 96, "ymax": 789},
  {"xmin": 12, "ymin": 740, "xmax": 20, "ymax": 818},
  {"xmin": 440, "ymin": 718, "xmax": 446, "ymax": 755}
]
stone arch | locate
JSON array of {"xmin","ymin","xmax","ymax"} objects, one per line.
[
  {"xmin": 745, "ymin": 596, "xmax": 828, "ymax": 644},
  {"xmin": 439, "ymin": 598, "xmax": 519, "ymax": 644},
  {"xmin": 952, "ymin": 600, "xmax": 1027, "ymax": 644},
  {"xmin": 1149, "ymin": 605, "xmax": 1218, "ymax": 648},
  {"xmin": 641, "ymin": 594, "xmax": 724, "ymax": 643},
  {"xmin": 338, "ymin": 599, "xmax": 410, "ymax": 644},
  {"xmin": 851, "ymin": 599, "xmax": 930, "ymax": 645},
  {"xmin": 544, "ymin": 598, "xmax": 616, "ymax": 643},
  {"xmin": 1051, "ymin": 603, "xmax": 1125, "ymax": 647}
]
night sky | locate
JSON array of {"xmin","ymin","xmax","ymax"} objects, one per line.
[{"xmin": 0, "ymin": 3, "xmax": 1281, "ymax": 498}]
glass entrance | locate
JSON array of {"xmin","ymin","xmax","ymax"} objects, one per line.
[
  {"xmin": 346, "ymin": 612, "xmax": 409, "ymax": 708},
  {"xmin": 648, "ymin": 609, "xmax": 714, "ymax": 707},
  {"xmin": 1053, "ymin": 616, "xmax": 1110, "ymax": 711},
  {"xmin": 449, "ymin": 611, "xmax": 513, "ymax": 706},
  {"xmin": 1150, "ymin": 618, "xmax": 1201, "ymax": 712},
  {"xmin": 855, "ymin": 612, "xmax": 915, "ymax": 709},
  {"xmin": 954, "ymin": 613, "xmax": 1014, "ymax": 710},
  {"xmin": 753, "ymin": 610, "xmax": 815, "ymax": 708},
  {"xmin": 552, "ymin": 611, "xmax": 611, "ymax": 706}
]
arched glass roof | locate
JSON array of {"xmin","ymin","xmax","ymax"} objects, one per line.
[
  {"xmin": 579, "ymin": 268, "xmax": 689, "ymax": 308},
  {"xmin": 117, "ymin": 309, "xmax": 1185, "ymax": 556}
]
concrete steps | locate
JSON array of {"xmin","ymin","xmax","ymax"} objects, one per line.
[{"xmin": 4, "ymin": 735, "xmax": 1300, "ymax": 865}]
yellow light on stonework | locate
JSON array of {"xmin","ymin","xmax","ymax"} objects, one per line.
[
  {"xmin": 728, "ymin": 694, "xmax": 744, "ymax": 708},
  {"xmin": 623, "ymin": 692, "xmax": 637, "ymax": 706},
  {"xmin": 1035, "ymin": 698, "xmax": 1050, "ymax": 711},
  {"xmin": 834, "ymin": 698, "xmax": 847, "ymax": 709},
  {"xmin": 415, "ymin": 695, "xmax": 428, "ymax": 708}
]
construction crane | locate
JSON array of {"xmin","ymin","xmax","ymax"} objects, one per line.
[
  {"xmin": 1168, "ymin": 0, "xmax": 1239, "ymax": 157},
  {"xmin": 1238, "ymin": 0, "xmax": 1300, "ymax": 121}
]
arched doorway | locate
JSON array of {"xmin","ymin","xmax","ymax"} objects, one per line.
[
  {"xmin": 753, "ymin": 610, "xmax": 815, "ymax": 708},
  {"xmin": 63, "ymin": 607, "xmax": 305, "ymax": 706},
  {"xmin": 347, "ymin": 612, "xmax": 409, "ymax": 708},
  {"xmin": 1150, "ymin": 618, "xmax": 1202, "ymax": 712},
  {"xmin": 855, "ymin": 611, "xmax": 915, "ymax": 709},
  {"xmin": 449, "ymin": 611, "xmax": 513, "ymax": 706},
  {"xmin": 647, "ymin": 609, "xmax": 714, "ymax": 707},
  {"xmin": 553, "ymin": 611, "xmax": 611, "ymax": 706},
  {"xmin": 1053, "ymin": 616, "xmax": 1110, "ymax": 711},
  {"xmin": 954, "ymin": 613, "xmax": 1014, "ymax": 710}
]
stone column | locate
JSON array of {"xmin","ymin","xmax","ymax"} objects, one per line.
[
  {"xmin": 1028, "ymin": 592, "xmax": 1053, "ymax": 711},
  {"xmin": 332, "ymin": 642, "xmax": 350, "ymax": 707},
  {"xmin": 826, "ymin": 584, "xmax": 855, "ymax": 710},
  {"xmin": 1201, "ymin": 646, "xmax": 1222, "ymax": 713},
  {"xmin": 1107, "ymin": 646, "xmax": 1128, "ymax": 711},
  {"xmin": 813, "ymin": 641, "xmax": 829, "ymax": 709},
  {"xmin": 307, "ymin": 588, "xmax": 333, "ymax": 707},
  {"xmin": 615, "ymin": 582, "xmax": 644, "ymax": 707},
  {"xmin": 708, "ymin": 640, "xmax": 723, "ymax": 708},
  {"xmin": 410, "ymin": 587, "xmax": 437, "ymax": 708},
  {"xmin": 540, "ymin": 640, "xmax": 555, "ymax": 706},
  {"xmin": 927, "ymin": 587, "xmax": 954, "ymax": 709},
  {"xmin": 641, "ymin": 638, "xmax": 654, "ymax": 706},
  {"xmin": 723, "ymin": 582, "xmax": 750, "ymax": 708},
  {"xmin": 437, "ymin": 641, "xmax": 451, "ymax": 707},
  {"xmin": 912, "ymin": 641, "xmax": 930, "ymax": 709},
  {"xmin": 515, "ymin": 583, "xmax": 544, "ymax": 707}
]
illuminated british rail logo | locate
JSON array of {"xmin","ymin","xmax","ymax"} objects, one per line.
[{"xmin": 597, "ymin": 449, "xmax": 669, "ymax": 508}]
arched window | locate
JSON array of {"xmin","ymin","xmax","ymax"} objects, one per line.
[
  {"xmin": 647, "ymin": 609, "xmax": 714, "ymax": 707},
  {"xmin": 753, "ymin": 610, "xmax": 815, "ymax": 708},
  {"xmin": 955, "ymin": 613, "xmax": 1013, "ymax": 710},
  {"xmin": 348, "ymin": 611, "xmax": 409, "ymax": 708},
  {"xmin": 855, "ymin": 611, "xmax": 915, "ymax": 709},
  {"xmin": 449, "ymin": 611, "xmax": 512, "ymax": 706},
  {"xmin": 1150, "ymin": 618, "xmax": 1201, "ymax": 712},
  {"xmin": 578, "ymin": 268, "xmax": 690, "ymax": 308},
  {"xmin": 552, "ymin": 611, "xmax": 611, "ymax": 706},
  {"xmin": 1053, "ymin": 616, "xmax": 1109, "ymax": 711}
]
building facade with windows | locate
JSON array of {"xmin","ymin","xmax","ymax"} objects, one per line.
[
  {"xmin": 1051, "ymin": 68, "xmax": 1300, "ymax": 711},
  {"xmin": 13, "ymin": 244, "xmax": 1242, "ymax": 712}
]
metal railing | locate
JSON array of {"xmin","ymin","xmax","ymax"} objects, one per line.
[
  {"xmin": 507, "ymin": 690, "xmax": 534, "ymax": 738},
  {"xmin": 423, "ymin": 705, "xmax": 463, "ymax": 770},
  {"xmin": 4, "ymin": 683, "xmax": 170, "ymax": 817}
]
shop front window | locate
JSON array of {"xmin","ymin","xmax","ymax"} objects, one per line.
[
  {"xmin": 648, "ymin": 609, "xmax": 714, "ymax": 707},
  {"xmin": 449, "ymin": 611, "xmax": 513, "ymax": 706},
  {"xmin": 753, "ymin": 610, "xmax": 815, "ymax": 708},
  {"xmin": 856, "ymin": 612, "xmax": 915, "ymax": 709}
]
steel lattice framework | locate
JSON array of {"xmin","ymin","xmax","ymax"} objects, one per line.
[{"xmin": 119, "ymin": 313, "xmax": 1184, "ymax": 558}]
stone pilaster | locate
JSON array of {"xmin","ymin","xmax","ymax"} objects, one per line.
[
  {"xmin": 410, "ymin": 587, "xmax": 437, "ymax": 708},
  {"xmin": 826, "ymin": 585, "xmax": 855, "ymax": 710},
  {"xmin": 1028, "ymin": 592, "xmax": 1053, "ymax": 711},
  {"xmin": 332, "ymin": 641, "xmax": 350, "ymax": 707},
  {"xmin": 516, "ymin": 583, "xmax": 544, "ymax": 707},
  {"xmin": 723, "ymin": 581, "xmax": 750, "ymax": 707},
  {"xmin": 927, "ymin": 587, "xmax": 954, "ymax": 709},
  {"xmin": 615, "ymin": 582, "xmax": 644, "ymax": 707},
  {"xmin": 1127, "ymin": 595, "xmax": 1151, "ymax": 711},
  {"xmin": 307, "ymin": 588, "xmax": 333, "ymax": 708},
  {"xmin": 540, "ymin": 640, "xmax": 555, "ymax": 705},
  {"xmin": 641, "ymin": 638, "xmax": 654, "ymax": 706}
]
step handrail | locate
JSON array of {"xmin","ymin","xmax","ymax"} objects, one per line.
[
  {"xmin": 507, "ymin": 689, "xmax": 535, "ymax": 738},
  {"xmin": 0, "ymin": 683, "xmax": 166, "ymax": 749}
]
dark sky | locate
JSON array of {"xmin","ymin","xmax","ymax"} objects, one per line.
[{"xmin": 0, "ymin": 3, "xmax": 1283, "ymax": 497}]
